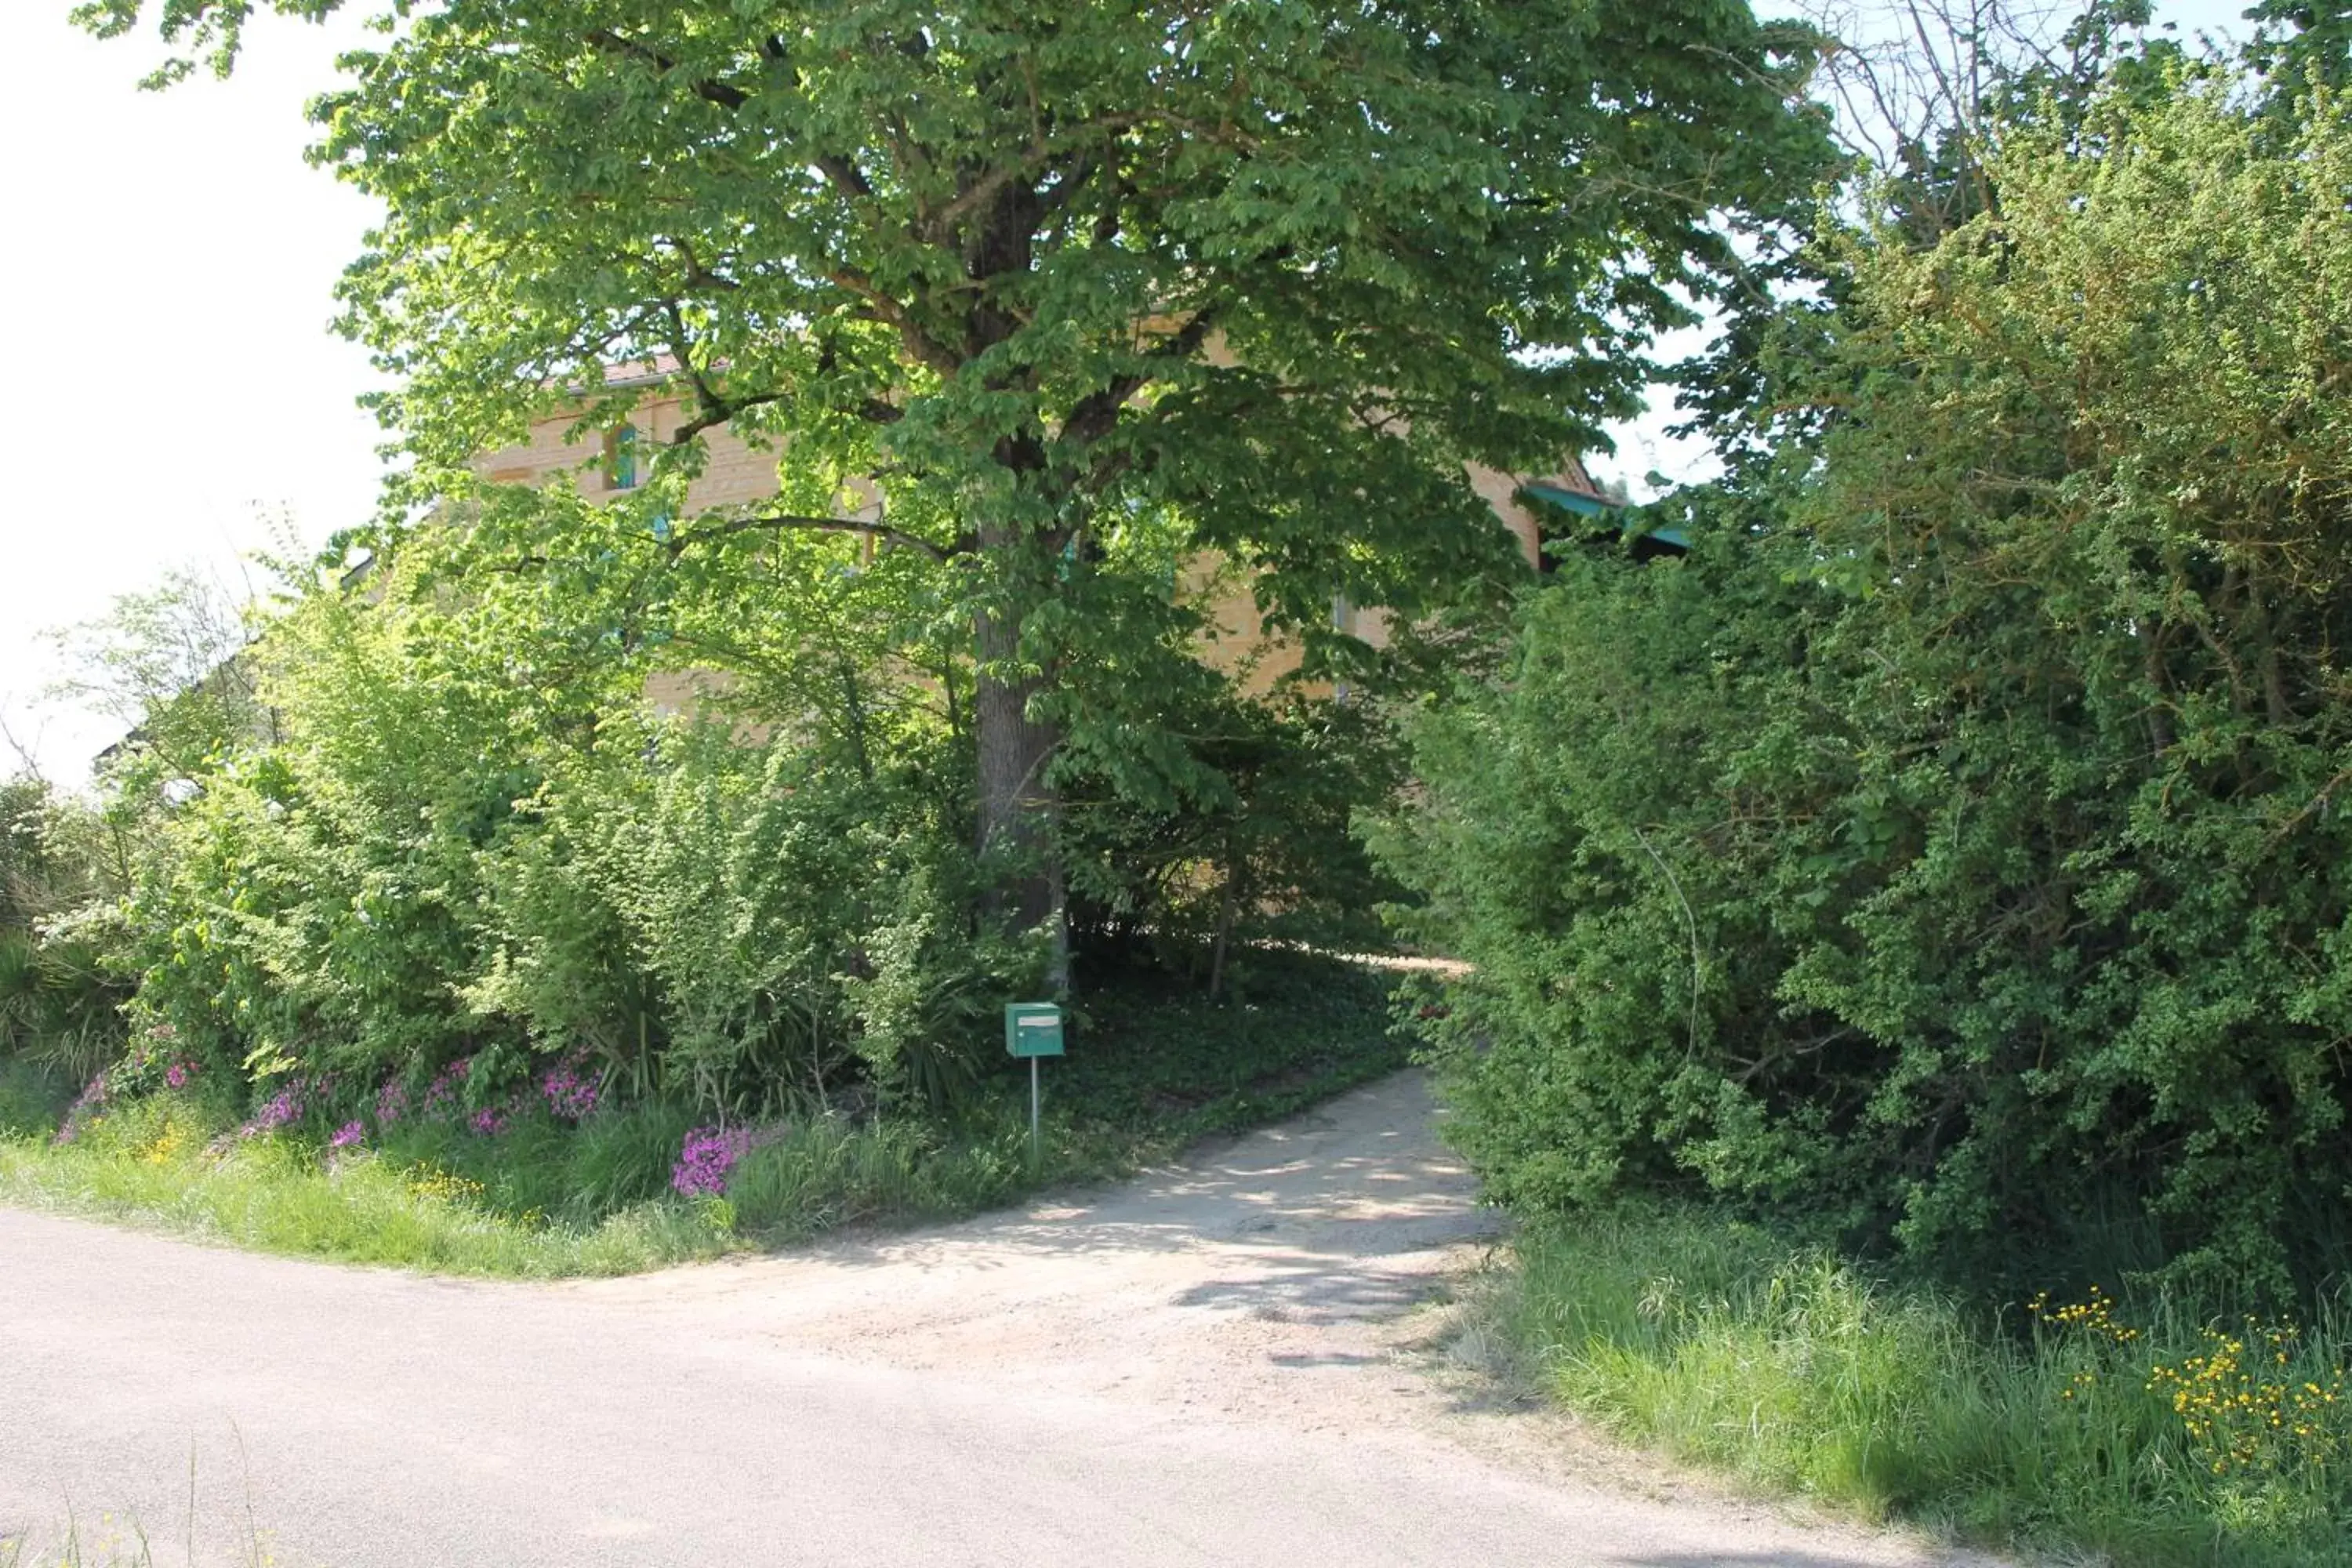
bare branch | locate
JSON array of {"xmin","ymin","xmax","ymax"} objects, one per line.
[
  {"xmin": 661, "ymin": 235, "xmax": 740, "ymax": 294},
  {"xmin": 927, "ymin": 162, "xmax": 1033, "ymax": 243},
  {"xmin": 655, "ymin": 298, "xmax": 793, "ymax": 443},
  {"xmin": 816, "ymin": 154, "xmax": 876, "ymax": 199},
  {"xmin": 0, "ymin": 707, "xmax": 47, "ymax": 786},
  {"xmin": 829, "ymin": 268, "xmax": 962, "ymax": 376}
]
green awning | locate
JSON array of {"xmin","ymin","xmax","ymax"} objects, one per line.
[{"xmin": 1521, "ymin": 482, "xmax": 1688, "ymax": 551}]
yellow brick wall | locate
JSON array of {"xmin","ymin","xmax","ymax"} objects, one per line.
[{"xmin": 476, "ymin": 392, "xmax": 786, "ymax": 512}]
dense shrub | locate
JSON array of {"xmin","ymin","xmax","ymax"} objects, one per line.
[
  {"xmin": 0, "ymin": 778, "xmax": 129, "ymax": 1083},
  {"xmin": 112, "ymin": 550, "xmax": 1039, "ymax": 1120},
  {"xmin": 1060, "ymin": 682, "xmax": 1403, "ymax": 984},
  {"xmin": 470, "ymin": 721, "xmax": 1035, "ymax": 1114},
  {"xmin": 1378, "ymin": 83, "xmax": 2352, "ymax": 1298}
]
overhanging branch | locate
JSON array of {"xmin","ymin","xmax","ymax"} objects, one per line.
[
  {"xmin": 659, "ymin": 299, "xmax": 788, "ymax": 444},
  {"xmin": 669, "ymin": 512, "xmax": 966, "ymax": 563},
  {"xmin": 1061, "ymin": 307, "xmax": 1220, "ymax": 448}
]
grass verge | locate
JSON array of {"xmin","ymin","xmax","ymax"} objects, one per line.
[
  {"xmin": 0, "ymin": 953, "xmax": 1406, "ymax": 1279},
  {"xmin": 1488, "ymin": 1207, "xmax": 2352, "ymax": 1567}
]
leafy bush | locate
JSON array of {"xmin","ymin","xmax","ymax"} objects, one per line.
[
  {"xmin": 89, "ymin": 473, "xmax": 1414, "ymax": 1129},
  {"xmin": 1379, "ymin": 82, "xmax": 2352, "ymax": 1298},
  {"xmin": 110, "ymin": 550, "xmax": 1040, "ymax": 1120},
  {"xmin": 0, "ymin": 778, "xmax": 129, "ymax": 1083}
]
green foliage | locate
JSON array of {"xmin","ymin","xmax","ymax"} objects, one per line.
[
  {"xmin": 727, "ymin": 955, "xmax": 1411, "ymax": 1236},
  {"xmin": 1051, "ymin": 949, "xmax": 1409, "ymax": 1135},
  {"xmin": 104, "ymin": 544, "xmax": 1037, "ymax": 1117},
  {"xmin": 2247, "ymin": 0, "xmax": 2352, "ymax": 99},
  {"xmin": 725, "ymin": 1114, "xmax": 1034, "ymax": 1240},
  {"xmin": 84, "ymin": 0, "xmax": 1837, "ymax": 920},
  {"xmin": 117, "ymin": 577, "xmax": 547, "ymax": 1082},
  {"xmin": 1061, "ymin": 684, "xmax": 1405, "ymax": 978},
  {"xmin": 488, "ymin": 719, "xmax": 1037, "ymax": 1116},
  {"xmin": 0, "ymin": 1092, "xmax": 736, "ymax": 1279},
  {"xmin": 0, "ymin": 778, "xmax": 130, "ymax": 1083},
  {"xmin": 1499, "ymin": 1210, "xmax": 2352, "ymax": 1566},
  {"xmin": 0, "ymin": 1058, "xmax": 73, "ymax": 1139},
  {"xmin": 1380, "ymin": 78, "xmax": 2352, "ymax": 1298}
]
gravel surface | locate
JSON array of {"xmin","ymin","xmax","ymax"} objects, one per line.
[{"xmin": 2, "ymin": 1072, "xmax": 2000, "ymax": 1566}]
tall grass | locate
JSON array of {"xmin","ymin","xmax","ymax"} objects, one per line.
[
  {"xmin": 1497, "ymin": 1210, "xmax": 2352, "ymax": 1566},
  {"xmin": 0, "ymin": 953, "xmax": 1410, "ymax": 1276},
  {"xmin": 0, "ymin": 1091, "xmax": 1228, "ymax": 1277},
  {"xmin": 724, "ymin": 1103, "xmax": 1152, "ymax": 1238},
  {"xmin": 0, "ymin": 1096, "xmax": 735, "ymax": 1278}
]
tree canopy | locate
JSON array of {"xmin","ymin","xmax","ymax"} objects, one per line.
[{"xmin": 82, "ymin": 0, "xmax": 1837, "ymax": 962}]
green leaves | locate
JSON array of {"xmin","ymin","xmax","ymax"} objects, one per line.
[
  {"xmin": 1382, "ymin": 73, "xmax": 2352, "ymax": 1300},
  {"xmin": 90, "ymin": 0, "xmax": 1835, "ymax": 899}
]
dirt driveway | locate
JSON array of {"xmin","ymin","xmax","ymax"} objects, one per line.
[{"xmin": 3, "ymin": 1073, "xmax": 1994, "ymax": 1566}]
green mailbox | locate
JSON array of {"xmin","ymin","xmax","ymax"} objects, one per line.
[
  {"xmin": 1007, "ymin": 1000, "xmax": 1063, "ymax": 1157},
  {"xmin": 1004, "ymin": 1000, "xmax": 1065, "ymax": 1058}
]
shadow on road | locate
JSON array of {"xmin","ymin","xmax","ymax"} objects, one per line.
[{"xmin": 757, "ymin": 1076, "xmax": 1501, "ymax": 1287}]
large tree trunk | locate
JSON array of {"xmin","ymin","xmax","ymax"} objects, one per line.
[{"xmin": 973, "ymin": 600, "xmax": 1069, "ymax": 991}]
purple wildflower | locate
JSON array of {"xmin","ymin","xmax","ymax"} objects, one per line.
[
  {"xmin": 670, "ymin": 1123, "xmax": 783, "ymax": 1197},
  {"xmin": 421, "ymin": 1056, "xmax": 472, "ymax": 1116},
  {"xmin": 240, "ymin": 1083, "xmax": 306, "ymax": 1139},
  {"xmin": 376, "ymin": 1076, "xmax": 411, "ymax": 1129},
  {"xmin": 671, "ymin": 1125, "xmax": 753, "ymax": 1196},
  {"xmin": 469, "ymin": 1107, "xmax": 506, "ymax": 1137},
  {"xmin": 163, "ymin": 1060, "xmax": 195, "ymax": 1091},
  {"xmin": 329, "ymin": 1120, "xmax": 365, "ymax": 1151},
  {"xmin": 539, "ymin": 1054, "xmax": 601, "ymax": 1122}
]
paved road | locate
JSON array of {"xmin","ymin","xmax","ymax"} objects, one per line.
[{"xmin": 3, "ymin": 1075, "xmax": 1990, "ymax": 1567}]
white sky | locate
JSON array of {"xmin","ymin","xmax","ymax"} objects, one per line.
[
  {"xmin": 0, "ymin": 0, "xmax": 2257, "ymax": 782},
  {"xmin": 0, "ymin": 8, "xmax": 383, "ymax": 782}
]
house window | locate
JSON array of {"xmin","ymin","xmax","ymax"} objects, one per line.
[{"xmin": 604, "ymin": 423, "xmax": 642, "ymax": 491}]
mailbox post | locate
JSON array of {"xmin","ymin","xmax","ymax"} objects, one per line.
[{"xmin": 1004, "ymin": 1000, "xmax": 1065, "ymax": 1160}]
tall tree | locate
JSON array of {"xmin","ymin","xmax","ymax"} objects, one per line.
[
  {"xmin": 2245, "ymin": 0, "xmax": 2352, "ymax": 98},
  {"xmin": 83, "ymin": 0, "xmax": 1835, "ymax": 967}
]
